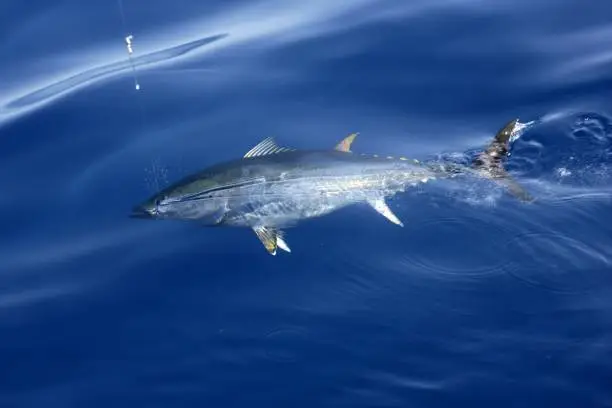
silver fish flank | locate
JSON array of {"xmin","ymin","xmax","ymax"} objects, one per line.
[{"xmin": 131, "ymin": 119, "xmax": 533, "ymax": 255}]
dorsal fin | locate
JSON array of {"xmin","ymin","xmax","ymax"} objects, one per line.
[
  {"xmin": 335, "ymin": 133, "xmax": 358, "ymax": 152},
  {"xmin": 244, "ymin": 137, "xmax": 295, "ymax": 158}
]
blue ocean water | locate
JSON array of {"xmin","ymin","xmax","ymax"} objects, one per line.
[{"xmin": 1, "ymin": 0, "xmax": 612, "ymax": 406}]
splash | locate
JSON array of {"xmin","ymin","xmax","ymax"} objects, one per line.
[
  {"xmin": 144, "ymin": 158, "xmax": 171, "ymax": 193},
  {"xmin": 508, "ymin": 112, "xmax": 612, "ymax": 192}
]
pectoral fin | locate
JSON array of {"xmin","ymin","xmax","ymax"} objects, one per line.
[
  {"xmin": 367, "ymin": 198, "xmax": 404, "ymax": 227},
  {"xmin": 253, "ymin": 226, "xmax": 291, "ymax": 255},
  {"xmin": 335, "ymin": 133, "xmax": 358, "ymax": 152}
]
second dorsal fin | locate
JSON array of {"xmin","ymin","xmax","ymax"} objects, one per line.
[
  {"xmin": 335, "ymin": 133, "xmax": 358, "ymax": 152},
  {"xmin": 244, "ymin": 137, "xmax": 295, "ymax": 158}
]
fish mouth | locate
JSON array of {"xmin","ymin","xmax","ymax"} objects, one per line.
[{"xmin": 129, "ymin": 205, "xmax": 153, "ymax": 219}]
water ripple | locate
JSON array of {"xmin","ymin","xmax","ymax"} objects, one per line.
[
  {"xmin": 504, "ymin": 231, "xmax": 612, "ymax": 294},
  {"xmin": 263, "ymin": 326, "xmax": 311, "ymax": 363},
  {"xmin": 393, "ymin": 212, "xmax": 520, "ymax": 280}
]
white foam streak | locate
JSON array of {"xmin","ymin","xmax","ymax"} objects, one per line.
[
  {"xmin": 0, "ymin": 285, "xmax": 77, "ymax": 310},
  {"xmin": 1, "ymin": 0, "xmax": 508, "ymax": 128},
  {"xmin": 0, "ymin": 0, "xmax": 385, "ymax": 127},
  {"xmin": 0, "ymin": 224, "xmax": 156, "ymax": 273},
  {"xmin": 531, "ymin": 24, "xmax": 612, "ymax": 84}
]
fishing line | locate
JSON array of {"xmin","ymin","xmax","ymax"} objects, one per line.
[
  {"xmin": 117, "ymin": 0, "xmax": 141, "ymax": 92},
  {"xmin": 117, "ymin": 0, "xmax": 168, "ymax": 191},
  {"xmin": 116, "ymin": 0, "xmax": 149, "ymax": 131}
]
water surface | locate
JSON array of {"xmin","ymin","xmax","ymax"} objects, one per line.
[{"xmin": 1, "ymin": 0, "xmax": 611, "ymax": 407}]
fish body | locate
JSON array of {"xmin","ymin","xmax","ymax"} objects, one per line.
[{"xmin": 132, "ymin": 119, "xmax": 532, "ymax": 254}]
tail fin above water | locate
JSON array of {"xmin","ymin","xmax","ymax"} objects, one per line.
[{"xmin": 472, "ymin": 119, "xmax": 534, "ymax": 202}]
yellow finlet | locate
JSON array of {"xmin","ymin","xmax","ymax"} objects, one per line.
[{"xmin": 335, "ymin": 133, "xmax": 358, "ymax": 152}]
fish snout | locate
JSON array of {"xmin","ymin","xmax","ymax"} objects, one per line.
[{"xmin": 130, "ymin": 204, "xmax": 154, "ymax": 219}]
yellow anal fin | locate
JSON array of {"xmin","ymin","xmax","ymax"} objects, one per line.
[
  {"xmin": 253, "ymin": 226, "xmax": 278, "ymax": 255},
  {"xmin": 335, "ymin": 133, "xmax": 358, "ymax": 152},
  {"xmin": 253, "ymin": 226, "xmax": 291, "ymax": 255}
]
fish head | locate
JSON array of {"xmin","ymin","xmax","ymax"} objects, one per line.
[{"xmin": 130, "ymin": 176, "xmax": 229, "ymax": 225}]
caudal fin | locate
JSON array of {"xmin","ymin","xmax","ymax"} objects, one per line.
[{"xmin": 472, "ymin": 119, "xmax": 534, "ymax": 202}]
